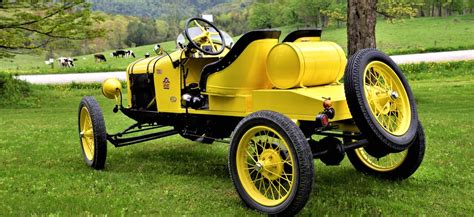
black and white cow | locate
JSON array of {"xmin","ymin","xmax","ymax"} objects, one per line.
[
  {"xmin": 58, "ymin": 57, "xmax": 76, "ymax": 67},
  {"xmin": 125, "ymin": 50, "xmax": 136, "ymax": 58},
  {"xmin": 112, "ymin": 50, "xmax": 126, "ymax": 58},
  {"xmin": 112, "ymin": 49, "xmax": 135, "ymax": 58}
]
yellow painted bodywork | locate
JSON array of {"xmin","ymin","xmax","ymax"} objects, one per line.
[
  {"xmin": 206, "ymin": 39, "xmax": 277, "ymax": 95},
  {"xmin": 266, "ymin": 42, "xmax": 346, "ymax": 89},
  {"xmin": 122, "ymin": 38, "xmax": 353, "ymax": 125},
  {"xmin": 252, "ymin": 84, "xmax": 351, "ymax": 121}
]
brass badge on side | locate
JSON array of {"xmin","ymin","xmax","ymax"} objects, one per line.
[{"xmin": 163, "ymin": 77, "xmax": 170, "ymax": 89}]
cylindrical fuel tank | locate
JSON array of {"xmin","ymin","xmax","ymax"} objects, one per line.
[{"xmin": 266, "ymin": 41, "xmax": 347, "ymax": 89}]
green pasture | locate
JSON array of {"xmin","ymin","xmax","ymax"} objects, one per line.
[
  {"xmin": 0, "ymin": 40, "xmax": 177, "ymax": 75},
  {"xmin": 1, "ymin": 15, "xmax": 473, "ymax": 75},
  {"xmin": 0, "ymin": 62, "xmax": 473, "ymax": 215}
]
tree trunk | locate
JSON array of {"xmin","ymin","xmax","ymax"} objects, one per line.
[
  {"xmin": 431, "ymin": 4, "xmax": 435, "ymax": 16},
  {"xmin": 438, "ymin": 0, "xmax": 442, "ymax": 17},
  {"xmin": 347, "ymin": 0, "xmax": 377, "ymax": 57}
]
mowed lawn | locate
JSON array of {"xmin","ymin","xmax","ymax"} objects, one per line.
[
  {"xmin": 1, "ymin": 15, "xmax": 474, "ymax": 75},
  {"xmin": 1, "ymin": 74, "xmax": 473, "ymax": 215}
]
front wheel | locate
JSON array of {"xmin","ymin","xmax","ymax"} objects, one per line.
[
  {"xmin": 347, "ymin": 122, "xmax": 425, "ymax": 180},
  {"xmin": 78, "ymin": 96, "xmax": 107, "ymax": 170},
  {"xmin": 228, "ymin": 111, "xmax": 313, "ymax": 216}
]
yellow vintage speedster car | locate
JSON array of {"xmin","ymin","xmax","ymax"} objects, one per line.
[{"xmin": 78, "ymin": 18, "xmax": 425, "ymax": 215}]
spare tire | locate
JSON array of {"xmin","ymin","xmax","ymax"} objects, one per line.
[{"xmin": 344, "ymin": 49, "xmax": 418, "ymax": 156}]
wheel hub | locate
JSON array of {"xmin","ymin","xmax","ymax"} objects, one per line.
[
  {"xmin": 258, "ymin": 149, "xmax": 283, "ymax": 181},
  {"xmin": 255, "ymin": 161, "xmax": 263, "ymax": 172},
  {"xmin": 390, "ymin": 91, "xmax": 399, "ymax": 100}
]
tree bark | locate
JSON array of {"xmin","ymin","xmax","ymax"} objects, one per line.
[
  {"xmin": 438, "ymin": 0, "xmax": 442, "ymax": 17},
  {"xmin": 347, "ymin": 0, "xmax": 377, "ymax": 57}
]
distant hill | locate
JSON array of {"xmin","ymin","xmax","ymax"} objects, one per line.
[{"xmin": 89, "ymin": 0, "xmax": 239, "ymax": 19}]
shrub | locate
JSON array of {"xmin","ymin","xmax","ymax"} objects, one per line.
[{"xmin": 0, "ymin": 72, "xmax": 34, "ymax": 107}]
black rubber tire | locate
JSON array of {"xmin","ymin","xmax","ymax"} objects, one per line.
[
  {"xmin": 228, "ymin": 110, "xmax": 313, "ymax": 216},
  {"xmin": 344, "ymin": 48, "xmax": 419, "ymax": 154},
  {"xmin": 78, "ymin": 96, "xmax": 107, "ymax": 170},
  {"xmin": 346, "ymin": 121, "xmax": 425, "ymax": 180}
]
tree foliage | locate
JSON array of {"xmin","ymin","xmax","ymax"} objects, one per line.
[
  {"xmin": 125, "ymin": 19, "xmax": 158, "ymax": 47},
  {"xmin": 0, "ymin": 0, "xmax": 104, "ymax": 59}
]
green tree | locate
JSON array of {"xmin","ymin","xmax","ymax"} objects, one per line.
[
  {"xmin": 155, "ymin": 19, "xmax": 170, "ymax": 42},
  {"xmin": 248, "ymin": 2, "xmax": 277, "ymax": 29},
  {"xmin": 125, "ymin": 19, "xmax": 158, "ymax": 47},
  {"xmin": 0, "ymin": 0, "xmax": 104, "ymax": 59}
]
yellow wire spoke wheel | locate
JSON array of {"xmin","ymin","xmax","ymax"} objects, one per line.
[
  {"xmin": 229, "ymin": 111, "xmax": 313, "ymax": 216},
  {"xmin": 363, "ymin": 61, "xmax": 411, "ymax": 136},
  {"xmin": 344, "ymin": 49, "xmax": 419, "ymax": 154},
  {"xmin": 78, "ymin": 96, "xmax": 108, "ymax": 170},
  {"xmin": 236, "ymin": 126, "xmax": 295, "ymax": 206},
  {"xmin": 80, "ymin": 107, "xmax": 95, "ymax": 161},
  {"xmin": 347, "ymin": 122, "xmax": 426, "ymax": 180}
]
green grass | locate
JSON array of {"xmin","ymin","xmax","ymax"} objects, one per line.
[
  {"xmin": 0, "ymin": 40, "xmax": 177, "ymax": 75},
  {"xmin": 1, "ymin": 63, "xmax": 473, "ymax": 215},
  {"xmin": 297, "ymin": 14, "xmax": 474, "ymax": 55},
  {"xmin": 1, "ymin": 15, "xmax": 474, "ymax": 75},
  {"xmin": 400, "ymin": 60, "xmax": 474, "ymax": 80}
]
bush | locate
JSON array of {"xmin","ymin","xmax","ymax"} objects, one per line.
[{"xmin": 0, "ymin": 72, "xmax": 35, "ymax": 107}]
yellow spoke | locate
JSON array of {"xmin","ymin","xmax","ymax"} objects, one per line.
[
  {"xmin": 209, "ymin": 39, "xmax": 216, "ymax": 52},
  {"xmin": 253, "ymin": 138, "xmax": 266, "ymax": 150},
  {"xmin": 83, "ymin": 129, "xmax": 93, "ymax": 138},
  {"xmin": 252, "ymin": 176, "xmax": 265, "ymax": 184},
  {"xmin": 85, "ymin": 116, "xmax": 92, "ymax": 128},
  {"xmin": 265, "ymin": 169, "xmax": 292, "ymax": 183},
  {"xmin": 387, "ymin": 77, "xmax": 394, "ymax": 91},
  {"xmin": 246, "ymin": 166, "xmax": 256, "ymax": 171},
  {"xmin": 85, "ymin": 138, "xmax": 93, "ymax": 151},
  {"xmin": 246, "ymin": 150, "xmax": 257, "ymax": 163},
  {"xmin": 283, "ymin": 160, "xmax": 293, "ymax": 167},
  {"xmin": 276, "ymin": 180, "xmax": 289, "ymax": 194},
  {"xmin": 250, "ymin": 140, "xmax": 260, "ymax": 159},
  {"xmin": 194, "ymin": 20, "xmax": 205, "ymax": 31},
  {"xmin": 245, "ymin": 160, "xmax": 256, "ymax": 168},
  {"xmin": 269, "ymin": 180, "xmax": 282, "ymax": 199},
  {"xmin": 269, "ymin": 181, "xmax": 276, "ymax": 199},
  {"xmin": 264, "ymin": 179, "xmax": 272, "ymax": 198},
  {"xmin": 258, "ymin": 175, "xmax": 264, "ymax": 192}
]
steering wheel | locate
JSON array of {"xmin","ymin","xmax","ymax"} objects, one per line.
[{"xmin": 184, "ymin": 17, "xmax": 225, "ymax": 55}]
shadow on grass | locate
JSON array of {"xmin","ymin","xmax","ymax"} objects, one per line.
[
  {"xmin": 103, "ymin": 140, "xmax": 230, "ymax": 179},
  {"xmin": 307, "ymin": 164, "xmax": 427, "ymax": 210}
]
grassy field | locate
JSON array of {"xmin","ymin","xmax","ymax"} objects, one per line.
[
  {"xmin": 0, "ymin": 62, "xmax": 473, "ymax": 215},
  {"xmin": 1, "ymin": 15, "xmax": 473, "ymax": 75}
]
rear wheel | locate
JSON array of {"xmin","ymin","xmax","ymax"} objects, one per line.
[
  {"xmin": 78, "ymin": 96, "xmax": 107, "ymax": 170},
  {"xmin": 344, "ymin": 49, "xmax": 419, "ymax": 155},
  {"xmin": 347, "ymin": 122, "xmax": 425, "ymax": 180},
  {"xmin": 228, "ymin": 111, "xmax": 313, "ymax": 216}
]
